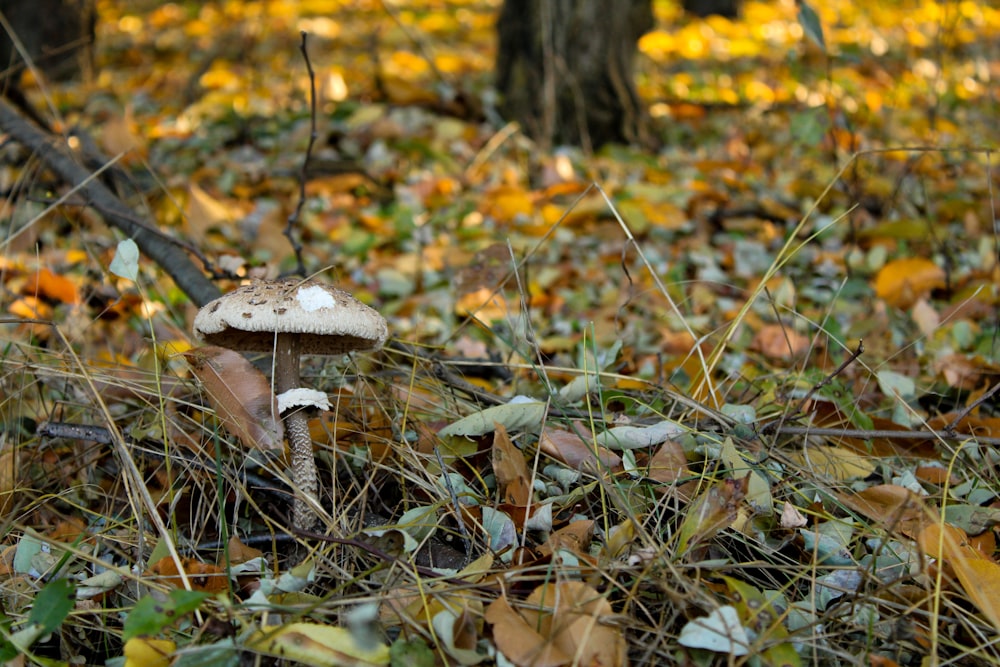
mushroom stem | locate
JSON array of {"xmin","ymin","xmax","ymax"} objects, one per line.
[{"xmin": 273, "ymin": 332, "xmax": 319, "ymax": 530}]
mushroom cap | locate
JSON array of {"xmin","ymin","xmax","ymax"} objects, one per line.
[{"xmin": 193, "ymin": 278, "xmax": 389, "ymax": 354}]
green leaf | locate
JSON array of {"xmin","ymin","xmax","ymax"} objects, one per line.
[
  {"xmin": 29, "ymin": 578, "xmax": 75, "ymax": 634},
  {"xmin": 797, "ymin": 0, "xmax": 826, "ymax": 51},
  {"xmin": 124, "ymin": 590, "xmax": 210, "ymax": 641},
  {"xmin": 172, "ymin": 639, "xmax": 242, "ymax": 667},
  {"xmin": 438, "ymin": 399, "xmax": 546, "ymax": 437},
  {"xmin": 109, "ymin": 238, "xmax": 140, "ymax": 281},
  {"xmin": 390, "ymin": 637, "xmax": 435, "ymax": 667}
]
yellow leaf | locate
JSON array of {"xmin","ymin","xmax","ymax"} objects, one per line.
[
  {"xmin": 185, "ymin": 183, "xmax": 238, "ymax": 246},
  {"xmin": 481, "ymin": 185, "xmax": 535, "ymax": 223},
  {"xmin": 918, "ymin": 523, "xmax": 1000, "ymax": 631},
  {"xmin": 123, "ymin": 637, "xmax": 175, "ymax": 667},
  {"xmin": 249, "ymin": 622, "xmax": 390, "ymax": 666},
  {"xmin": 874, "ymin": 258, "xmax": 945, "ymax": 309},
  {"xmin": 785, "ymin": 445, "xmax": 877, "ymax": 481}
]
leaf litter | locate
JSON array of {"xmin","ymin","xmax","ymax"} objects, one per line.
[{"xmin": 0, "ymin": 0, "xmax": 999, "ymax": 665}]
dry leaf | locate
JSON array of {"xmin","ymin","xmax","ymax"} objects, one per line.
[
  {"xmin": 918, "ymin": 523, "xmax": 1000, "ymax": 631},
  {"xmin": 645, "ymin": 439, "xmax": 690, "ymax": 485},
  {"xmin": 146, "ymin": 556, "xmax": 228, "ymax": 593},
  {"xmin": 779, "ymin": 502, "xmax": 808, "ymax": 529},
  {"xmin": 486, "ymin": 595, "xmax": 570, "ymax": 667},
  {"xmin": 185, "ymin": 183, "xmax": 238, "ymax": 246},
  {"xmin": 750, "ymin": 324, "xmax": 811, "ymax": 361},
  {"xmin": 248, "ymin": 622, "xmax": 390, "ymax": 666},
  {"xmin": 487, "ymin": 581, "xmax": 627, "ymax": 667},
  {"xmin": 676, "ymin": 477, "xmax": 748, "ymax": 555},
  {"xmin": 538, "ymin": 520, "xmax": 595, "ymax": 558},
  {"xmin": 492, "ymin": 423, "xmax": 532, "ymax": 506},
  {"xmin": 837, "ymin": 485, "xmax": 926, "ymax": 537},
  {"xmin": 185, "ymin": 346, "xmax": 284, "ymax": 452},
  {"xmin": 539, "ymin": 426, "xmax": 622, "ymax": 473},
  {"xmin": 123, "ymin": 637, "xmax": 175, "ymax": 667},
  {"xmin": 27, "ymin": 268, "xmax": 80, "ymax": 304},
  {"xmin": 785, "ymin": 445, "xmax": 877, "ymax": 480}
]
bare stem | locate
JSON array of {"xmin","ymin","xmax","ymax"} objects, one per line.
[{"xmin": 273, "ymin": 332, "xmax": 319, "ymax": 530}]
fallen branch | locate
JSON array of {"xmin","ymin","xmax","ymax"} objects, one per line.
[{"xmin": 0, "ymin": 97, "xmax": 221, "ymax": 307}]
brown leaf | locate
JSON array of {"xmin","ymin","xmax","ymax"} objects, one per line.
[
  {"xmin": 492, "ymin": 423, "xmax": 532, "ymax": 506},
  {"xmin": 524, "ymin": 581, "xmax": 627, "ymax": 667},
  {"xmin": 487, "ymin": 581, "xmax": 627, "ymax": 667},
  {"xmin": 676, "ymin": 477, "xmax": 748, "ymax": 555},
  {"xmin": 539, "ymin": 427, "xmax": 622, "ymax": 473},
  {"xmin": 537, "ymin": 520, "xmax": 595, "ymax": 559},
  {"xmin": 486, "ymin": 595, "xmax": 570, "ymax": 667},
  {"xmin": 750, "ymin": 324, "xmax": 812, "ymax": 361},
  {"xmin": 645, "ymin": 439, "xmax": 690, "ymax": 485},
  {"xmin": 184, "ymin": 346, "xmax": 284, "ymax": 451},
  {"xmin": 837, "ymin": 484, "xmax": 926, "ymax": 537}
]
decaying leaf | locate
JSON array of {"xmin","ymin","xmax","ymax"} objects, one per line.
[
  {"xmin": 185, "ymin": 345, "xmax": 284, "ymax": 451},
  {"xmin": 492, "ymin": 423, "xmax": 532, "ymax": 506},
  {"xmin": 538, "ymin": 426, "xmax": 622, "ymax": 473},
  {"xmin": 676, "ymin": 477, "xmax": 748, "ymax": 555},
  {"xmin": 146, "ymin": 556, "xmax": 228, "ymax": 593},
  {"xmin": 248, "ymin": 622, "xmax": 390, "ymax": 666},
  {"xmin": 486, "ymin": 581, "xmax": 627, "ymax": 667},
  {"xmin": 918, "ymin": 522, "xmax": 1000, "ymax": 631}
]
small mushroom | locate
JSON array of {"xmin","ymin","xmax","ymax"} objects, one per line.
[{"xmin": 193, "ymin": 277, "xmax": 388, "ymax": 530}]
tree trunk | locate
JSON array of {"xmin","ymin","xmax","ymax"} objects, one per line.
[
  {"xmin": 0, "ymin": 0, "xmax": 96, "ymax": 82},
  {"xmin": 495, "ymin": 0, "xmax": 654, "ymax": 151},
  {"xmin": 681, "ymin": 0, "xmax": 741, "ymax": 19}
]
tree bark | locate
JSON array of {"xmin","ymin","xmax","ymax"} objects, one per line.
[
  {"xmin": 0, "ymin": 0, "xmax": 96, "ymax": 81},
  {"xmin": 495, "ymin": 0, "xmax": 654, "ymax": 151}
]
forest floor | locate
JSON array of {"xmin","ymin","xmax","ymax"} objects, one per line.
[{"xmin": 1, "ymin": 0, "xmax": 1000, "ymax": 665}]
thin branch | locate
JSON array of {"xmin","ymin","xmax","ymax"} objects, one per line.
[
  {"xmin": 0, "ymin": 97, "xmax": 221, "ymax": 306},
  {"xmin": 283, "ymin": 31, "xmax": 316, "ymax": 278},
  {"xmin": 770, "ymin": 424, "xmax": 1000, "ymax": 447},
  {"xmin": 945, "ymin": 379, "xmax": 1000, "ymax": 433}
]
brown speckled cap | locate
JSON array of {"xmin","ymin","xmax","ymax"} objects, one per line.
[{"xmin": 193, "ymin": 278, "xmax": 388, "ymax": 354}]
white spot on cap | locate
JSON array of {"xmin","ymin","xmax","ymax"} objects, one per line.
[{"xmin": 297, "ymin": 285, "xmax": 337, "ymax": 312}]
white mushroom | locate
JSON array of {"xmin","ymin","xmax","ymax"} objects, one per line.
[{"xmin": 193, "ymin": 277, "xmax": 388, "ymax": 530}]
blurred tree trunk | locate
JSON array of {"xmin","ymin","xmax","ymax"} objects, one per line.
[
  {"xmin": 681, "ymin": 0, "xmax": 741, "ymax": 18},
  {"xmin": 495, "ymin": 0, "xmax": 654, "ymax": 151},
  {"xmin": 0, "ymin": 0, "xmax": 96, "ymax": 82}
]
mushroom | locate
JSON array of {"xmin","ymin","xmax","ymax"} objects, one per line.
[{"xmin": 193, "ymin": 277, "xmax": 388, "ymax": 530}]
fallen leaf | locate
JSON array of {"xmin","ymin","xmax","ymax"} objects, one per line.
[
  {"xmin": 678, "ymin": 605, "xmax": 750, "ymax": 656},
  {"xmin": 918, "ymin": 523, "xmax": 1000, "ymax": 631},
  {"xmin": 539, "ymin": 427, "xmax": 622, "ymax": 473},
  {"xmin": 874, "ymin": 258, "xmax": 945, "ymax": 308},
  {"xmin": 123, "ymin": 637, "xmax": 175, "ymax": 667},
  {"xmin": 146, "ymin": 556, "xmax": 228, "ymax": 593},
  {"xmin": 750, "ymin": 324, "xmax": 811, "ymax": 361},
  {"xmin": 185, "ymin": 346, "xmax": 285, "ymax": 452},
  {"xmin": 492, "ymin": 423, "xmax": 532, "ymax": 506},
  {"xmin": 249, "ymin": 622, "xmax": 390, "ymax": 666},
  {"xmin": 487, "ymin": 581, "xmax": 627, "ymax": 667}
]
